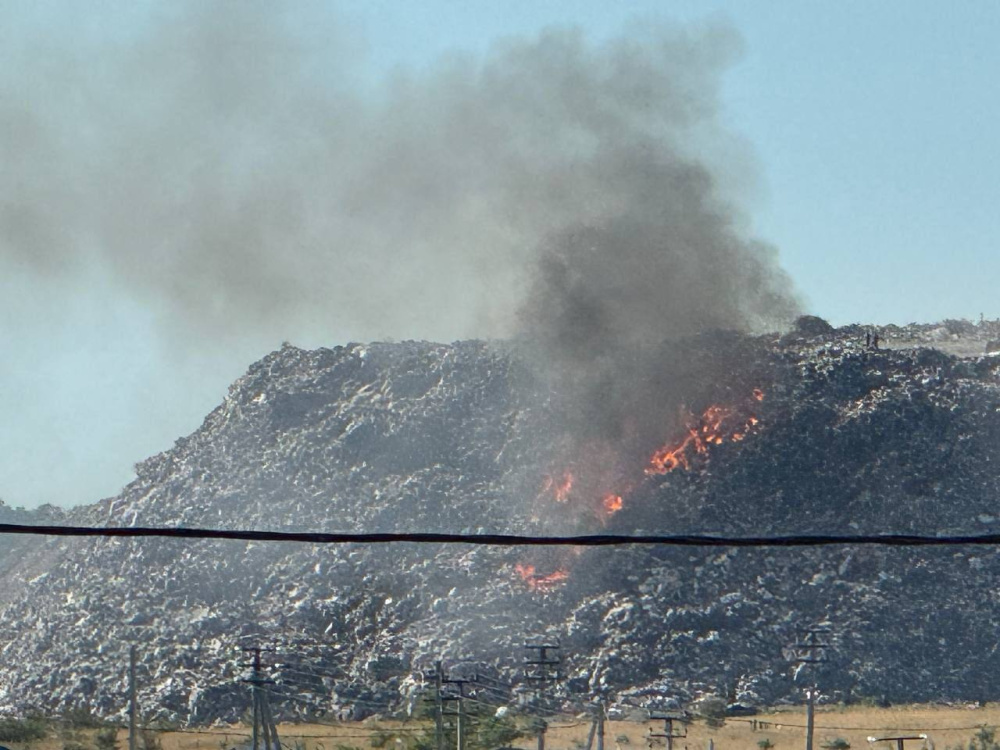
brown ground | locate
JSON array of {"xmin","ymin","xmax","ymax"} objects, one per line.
[{"xmin": 10, "ymin": 705, "xmax": 998, "ymax": 750}]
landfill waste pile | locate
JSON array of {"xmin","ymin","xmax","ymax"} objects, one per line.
[{"xmin": 2, "ymin": 319, "xmax": 1000, "ymax": 722}]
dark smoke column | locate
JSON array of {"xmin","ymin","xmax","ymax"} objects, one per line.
[{"xmin": 513, "ymin": 27, "xmax": 798, "ymax": 470}]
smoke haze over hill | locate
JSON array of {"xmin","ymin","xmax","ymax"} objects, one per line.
[{"xmin": 0, "ymin": 2, "xmax": 795, "ymax": 346}]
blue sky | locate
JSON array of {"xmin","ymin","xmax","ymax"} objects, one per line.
[
  {"xmin": 343, "ymin": 0, "xmax": 1000, "ymax": 324},
  {"xmin": 2, "ymin": 1, "xmax": 999, "ymax": 509}
]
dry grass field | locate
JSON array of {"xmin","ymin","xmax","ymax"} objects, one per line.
[
  {"xmin": 548, "ymin": 705, "xmax": 995, "ymax": 750},
  {"xmin": 11, "ymin": 705, "xmax": 1000, "ymax": 750}
]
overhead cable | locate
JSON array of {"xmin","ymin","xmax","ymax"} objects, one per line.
[{"xmin": 3, "ymin": 523, "xmax": 1000, "ymax": 547}]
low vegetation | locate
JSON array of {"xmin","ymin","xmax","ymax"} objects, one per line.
[
  {"xmin": 950, "ymin": 727, "xmax": 1000, "ymax": 750},
  {"xmin": 0, "ymin": 715, "xmax": 49, "ymax": 743}
]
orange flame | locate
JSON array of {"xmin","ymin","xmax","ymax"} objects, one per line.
[
  {"xmin": 541, "ymin": 470, "xmax": 574, "ymax": 503},
  {"xmin": 647, "ymin": 429, "xmax": 699, "ymax": 473},
  {"xmin": 602, "ymin": 494, "xmax": 623, "ymax": 515},
  {"xmin": 518, "ymin": 387, "xmax": 763, "ymax": 589},
  {"xmin": 646, "ymin": 391, "xmax": 762, "ymax": 476},
  {"xmin": 701, "ymin": 404, "xmax": 735, "ymax": 435},
  {"xmin": 514, "ymin": 563, "xmax": 570, "ymax": 591}
]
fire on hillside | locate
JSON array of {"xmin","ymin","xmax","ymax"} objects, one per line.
[{"xmin": 516, "ymin": 389, "xmax": 765, "ymax": 591}]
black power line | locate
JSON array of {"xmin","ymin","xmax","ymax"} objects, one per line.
[{"xmin": 3, "ymin": 522, "xmax": 1000, "ymax": 547}]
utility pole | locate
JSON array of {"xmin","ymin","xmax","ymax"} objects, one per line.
[
  {"xmin": 128, "ymin": 645, "xmax": 137, "ymax": 750},
  {"xmin": 435, "ymin": 661, "xmax": 445, "ymax": 750},
  {"xmin": 242, "ymin": 646, "xmax": 279, "ymax": 750},
  {"xmin": 584, "ymin": 699, "xmax": 613, "ymax": 750},
  {"xmin": 649, "ymin": 713, "xmax": 688, "ymax": 750},
  {"xmin": 868, "ymin": 735, "xmax": 928, "ymax": 750},
  {"xmin": 260, "ymin": 690, "xmax": 280, "ymax": 750},
  {"xmin": 441, "ymin": 676, "xmax": 474, "ymax": 750},
  {"xmin": 524, "ymin": 641, "xmax": 560, "ymax": 750},
  {"xmin": 790, "ymin": 628, "xmax": 831, "ymax": 750}
]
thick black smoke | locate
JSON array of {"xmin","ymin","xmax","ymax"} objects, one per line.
[
  {"xmin": 500, "ymin": 23, "xmax": 799, "ymax": 481},
  {"xmin": 0, "ymin": 3, "xmax": 795, "ymax": 347}
]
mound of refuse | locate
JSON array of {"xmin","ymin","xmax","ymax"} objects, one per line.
[{"xmin": 2, "ymin": 323, "xmax": 1000, "ymax": 722}]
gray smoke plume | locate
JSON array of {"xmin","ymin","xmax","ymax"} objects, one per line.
[
  {"xmin": 0, "ymin": 3, "xmax": 800, "ymax": 508},
  {"xmin": 0, "ymin": 3, "xmax": 795, "ymax": 347}
]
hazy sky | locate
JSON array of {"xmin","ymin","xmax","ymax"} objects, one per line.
[{"xmin": 2, "ymin": 1, "xmax": 999, "ymax": 509}]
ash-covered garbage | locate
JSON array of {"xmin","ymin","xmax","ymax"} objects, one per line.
[{"xmin": 1, "ymin": 324, "xmax": 1000, "ymax": 722}]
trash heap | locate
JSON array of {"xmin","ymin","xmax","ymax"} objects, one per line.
[{"xmin": 1, "ymin": 322, "xmax": 1000, "ymax": 722}]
